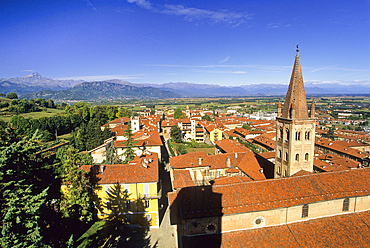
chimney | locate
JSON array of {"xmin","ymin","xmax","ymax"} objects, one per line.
[
  {"xmin": 277, "ymin": 102, "xmax": 282, "ymax": 117},
  {"xmin": 198, "ymin": 157, "xmax": 203, "ymax": 166},
  {"xmin": 259, "ymin": 168, "xmax": 264, "ymax": 174},
  {"xmin": 235, "ymin": 153, "xmax": 238, "ymax": 159},
  {"xmin": 100, "ymin": 165, "xmax": 105, "ymax": 174},
  {"xmin": 226, "ymin": 157, "xmax": 231, "ymax": 167}
]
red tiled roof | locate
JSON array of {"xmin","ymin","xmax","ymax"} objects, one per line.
[
  {"xmin": 114, "ymin": 129, "xmax": 162, "ymax": 147},
  {"xmin": 188, "ymin": 211, "xmax": 370, "ymax": 248},
  {"xmin": 107, "ymin": 117, "xmax": 130, "ymax": 124},
  {"xmin": 80, "ymin": 153, "xmax": 158, "ymax": 184},
  {"xmin": 316, "ymin": 138, "xmax": 368, "ymax": 159},
  {"xmin": 173, "ymin": 168, "xmax": 370, "ymax": 219},
  {"xmin": 215, "ymin": 139, "xmax": 250, "ymax": 153},
  {"xmin": 173, "ymin": 170, "xmax": 195, "ymax": 189},
  {"xmin": 212, "ymin": 175, "xmax": 252, "ymax": 186},
  {"xmin": 170, "ymin": 151, "xmax": 266, "ymax": 181}
]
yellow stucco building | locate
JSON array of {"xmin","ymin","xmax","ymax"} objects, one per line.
[{"xmin": 80, "ymin": 152, "xmax": 161, "ymax": 227}]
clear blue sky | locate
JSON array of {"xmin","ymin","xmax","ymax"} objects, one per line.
[{"xmin": 0, "ymin": 0, "xmax": 369, "ymax": 86}]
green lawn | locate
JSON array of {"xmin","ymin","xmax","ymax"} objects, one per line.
[
  {"xmin": 0, "ymin": 108, "xmax": 64, "ymax": 122},
  {"xmin": 185, "ymin": 147, "xmax": 215, "ymax": 155},
  {"xmin": 76, "ymin": 221, "xmax": 108, "ymax": 248}
]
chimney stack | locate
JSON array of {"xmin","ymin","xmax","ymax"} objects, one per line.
[{"xmin": 198, "ymin": 157, "xmax": 203, "ymax": 166}]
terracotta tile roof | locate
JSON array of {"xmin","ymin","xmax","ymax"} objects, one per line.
[
  {"xmin": 211, "ymin": 211, "xmax": 370, "ymax": 248},
  {"xmin": 258, "ymin": 151, "xmax": 275, "ymax": 160},
  {"xmin": 173, "ymin": 170, "xmax": 195, "ymax": 189},
  {"xmin": 107, "ymin": 117, "xmax": 130, "ymax": 124},
  {"xmin": 114, "ymin": 129, "xmax": 162, "ymax": 147},
  {"xmin": 215, "ymin": 139, "xmax": 250, "ymax": 153},
  {"xmin": 313, "ymin": 149, "xmax": 361, "ymax": 172},
  {"xmin": 80, "ymin": 153, "xmax": 158, "ymax": 184},
  {"xmin": 225, "ymin": 168, "xmax": 239, "ymax": 174},
  {"xmin": 288, "ymin": 211, "xmax": 370, "ymax": 247},
  {"xmin": 111, "ymin": 124, "xmax": 129, "ymax": 136},
  {"xmin": 252, "ymin": 133, "xmax": 276, "ymax": 149},
  {"xmin": 212, "ymin": 175, "xmax": 252, "ymax": 186},
  {"xmin": 170, "ymin": 151, "xmax": 266, "ymax": 181},
  {"xmin": 316, "ymin": 138, "xmax": 368, "ymax": 159},
  {"xmin": 173, "ymin": 168, "xmax": 370, "ymax": 219},
  {"xmin": 291, "ymin": 169, "xmax": 313, "ymax": 177}
]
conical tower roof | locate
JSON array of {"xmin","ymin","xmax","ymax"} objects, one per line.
[{"xmin": 281, "ymin": 47, "xmax": 308, "ymax": 119}]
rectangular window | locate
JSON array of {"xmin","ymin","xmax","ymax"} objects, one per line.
[
  {"xmin": 105, "ymin": 185, "xmax": 110, "ymax": 194},
  {"xmin": 125, "ymin": 200, "xmax": 131, "ymax": 210},
  {"xmin": 106, "ymin": 201, "xmax": 112, "ymax": 210},
  {"xmin": 343, "ymin": 198, "xmax": 350, "ymax": 212},
  {"xmin": 143, "ymin": 183, "xmax": 150, "ymax": 197},
  {"xmin": 124, "ymin": 184, "xmax": 130, "ymax": 193},
  {"xmin": 302, "ymin": 204, "xmax": 309, "ymax": 218},
  {"xmin": 144, "ymin": 199, "xmax": 150, "ymax": 208}
]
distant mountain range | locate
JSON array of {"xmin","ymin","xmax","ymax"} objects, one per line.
[
  {"xmin": 21, "ymin": 81, "xmax": 178, "ymax": 100},
  {"xmin": 1, "ymin": 72, "xmax": 370, "ymax": 101}
]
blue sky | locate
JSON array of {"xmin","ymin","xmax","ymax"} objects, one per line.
[{"xmin": 0, "ymin": 0, "xmax": 369, "ymax": 86}]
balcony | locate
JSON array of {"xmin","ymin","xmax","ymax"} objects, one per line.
[{"xmin": 138, "ymin": 189, "xmax": 162, "ymax": 199}]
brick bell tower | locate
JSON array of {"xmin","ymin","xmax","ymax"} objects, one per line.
[{"xmin": 274, "ymin": 46, "xmax": 316, "ymax": 178}]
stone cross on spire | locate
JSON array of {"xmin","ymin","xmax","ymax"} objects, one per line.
[{"xmin": 281, "ymin": 46, "xmax": 309, "ymax": 119}]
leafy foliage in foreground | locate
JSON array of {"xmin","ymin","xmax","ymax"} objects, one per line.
[{"xmin": 0, "ymin": 132, "xmax": 51, "ymax": 247}]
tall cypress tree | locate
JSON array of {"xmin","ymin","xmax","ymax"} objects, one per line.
[
  {"xmin": 0, "ymin": 132, "xmax": 49, "ymax": 247},
  {"xmin": 59, "ymin": 147, "xmax": 92, "ymax": 223},
  {"xmin": 122, "ymin": 121, "xmax": 137, "ymax": 163}
]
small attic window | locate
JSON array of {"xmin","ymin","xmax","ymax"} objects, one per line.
[{"xmin": 302, "ymin": 204, "xmax": 309, "ymax": 218}]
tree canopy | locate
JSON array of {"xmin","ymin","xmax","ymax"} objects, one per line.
[
  {"xmin": 0, "ymin": 132, "xmax": 51, "ymax": 247},
  {"xmin": 6, "ymin": 92, "xmax": 18, "ymax": 99},
  {"xmin": 170, "ymin": 125, "xmax": 182, "ymax": 143},
  {"xmin": 174, "ymin": 108, "xmax": 185, "ymax": 119}
]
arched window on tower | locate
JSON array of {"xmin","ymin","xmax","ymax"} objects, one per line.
[
  {"xmin": 286, "ymin": 130, "xmax": 290, "ymax": 141},
  {"xmin": 279, "ymin": 150, "xmax": 282, "ymax": 158},
  {"xmin": 295, "ymin": 154, "xmax": 299, "ymax": 162},
  {"xmin": 285, "ymin": 152, "xmax": 288, "ymax": 161},
  {"xmin": 305, "ymin": 153, "xmax": 309, "ymax": 161},
  {"xmin": 280, "ymin": 127, "xmax": 283, "ymax": 139},
  {"xmin": 295, "ymin": 131, "xmax": 301, "ymax": 141},
  {"xmin": 305, "ymin": 131, "xmax": 310, "ymax": 140}
]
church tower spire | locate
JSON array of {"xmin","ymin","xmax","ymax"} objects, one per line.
[
  {"xmin": 274, "ymin": 47, "xmax": 316, "ymax": 178},
  {"xmin": 282, "ymin": 46, "xmax": 309, "ymax": 119}
]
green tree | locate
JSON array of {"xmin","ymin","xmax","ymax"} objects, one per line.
[
  {"xmin": 170, "ymin": 125, "xmax": 182, "ymax": 143},
  {"xmin": 174, "ymin": 108, "xmax": 185, "ymax": 119},
  {"xmin": 190, "ymin": 139, "xmax": 198, "ymax": 148},
  {"xmin": 105, "ymin": 183, "xmax": 130, "ymax": 225},
  {"xmin": 105, "ymin": 142, "xmax": 123, "ymax": 164},
  {"xmin": 176, "ymin": 143, "xmax": 187, "ymax": 155},
  {"xmin": 0, "ymin": 93, "xmax": 5, "ymax": 97},
  {"xmin": 0, "ymin": 132, "xmax": 50, "ymax": 247},
  {"xmin": 242, "ymin": 123, "xmax": 252, "ymax": 130},
  {"xmin": 116, "ymin": 108, "xmax": 131, "ymax": 118},
  {"xmin": 122, "ymin": 121, "xmax": 137, "ymax": 163},
  {"xmin": 6, "ymin": 92, "xmax": 18, "ymax": 99},
  {"xmin": 326, "ymin": 127, "xmax": 336, "ymax": 140},
  {"xmin": 201, "ymin": 114, "xmax": 213, "ymax": 122},
  {"xmin": 60, "ymin": 147, "xmax": 92, "ymax": 223}
]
